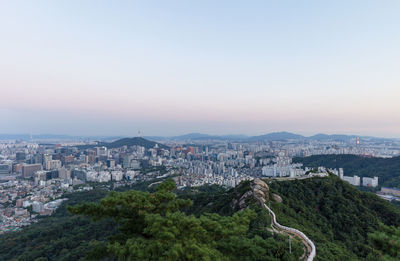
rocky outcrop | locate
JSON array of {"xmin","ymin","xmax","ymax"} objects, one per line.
[
  {"xmin": 271, "ymin": 193, "xmax": 283, "ymax": 203},
  {"xmin": 252, "ymin": 179, "xmax": 269, "ymax": 203},
  {"xmin": 237, "ymin": 191, "xmax": 253, "ymax": 210},
  {"xmin": 231, "ymin": 179, "xmax": 270, "ymax": 211}
]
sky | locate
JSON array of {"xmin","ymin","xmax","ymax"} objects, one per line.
[{"xmin": 1, "ymin": 0, "xmax": 400, "ymax": 137}]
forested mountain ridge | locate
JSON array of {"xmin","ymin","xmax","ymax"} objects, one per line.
[
  {"xmin": 0, "ymin": 181, "xmax": 303, "ymax": 261},
  {"xmin": 1, "ymin": 175, "xmax": 400, "ymax": 260},
  {"xmin": 269, "ymin": 175, "xmax": 400, "ymax": 260},
  {"xmin": 293, "ymin": 154, "xmax": 400, "ymax": 188},
  {"xmin": 77, "ymin": 137, "xmax": 169, "ymax": 150}
]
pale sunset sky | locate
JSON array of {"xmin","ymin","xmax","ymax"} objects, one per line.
[{"xmin": 0, "ymin": 1, "xmax": 399, "ymax": 137}]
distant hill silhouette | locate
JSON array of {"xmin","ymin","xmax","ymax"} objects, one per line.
[
  {"xmin": 78, "ymin": 137, "xmax": 168, "ymax": 149},
  {"xmin": 172, "ymin": 133, "xmax": 215, "ymax": 140},
  {"xmin": 248, "ymin": 131, "xmax": 305, "ymax": 141},
  {"xmin": 170, "ymin": 133, "xmax": 247, "ymax": 141},
  {"xmin": 105, "ymin": 137, "xmax": 168, "ymax": 149},
  {"xmin": 159, "ymin": 132, "xmax": 397, "ymax": 142}
]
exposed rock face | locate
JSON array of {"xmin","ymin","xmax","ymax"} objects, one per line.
[
  {"xmin": 271, "ymin": 193, "xmax": 283, "ymax": 203},
  {"xmin": 238, "ymin": 191, "xmax": 253, "ymax": 210},
  {"xmin": 252, "ymin": 179, "xmax": 269, "ymax": 203},
  {"xmin": 231, "ymin": 179, "xmax": 270, "ymax": 211}
]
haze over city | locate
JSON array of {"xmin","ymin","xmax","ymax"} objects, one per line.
[
  {"xmin": 1, "ymin": 1, "xmax": 400, "ymax": 137},
  {"xmin": 3, "ymin": 2, "xmax": 400, "ymax": 260}
]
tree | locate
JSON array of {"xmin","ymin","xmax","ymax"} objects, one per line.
[
  {"xmin": 68, "ymin": 179, "xmax": 260, "ymax": 260},
  {"xmin": 26, "ymin": 205, "xmax": 33, "ymax": 218},
  {"xmin": 368, "ymin": 224, "xmax": 400, "ymax": 260}
]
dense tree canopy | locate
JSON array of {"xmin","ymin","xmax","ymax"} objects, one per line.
[
  {"xmin": 68, "ymin": 179, "xmax": 302, "ymax": 261},
  {"xmin": 368, "ymin": 224, "xmax": 400, "ymax": 260},
  {"xmin": 293, "ymin": 154, "xmax": 400, "ymax": 188},
  {"xmin": 3, "ymin": 176, "xmax": 400, "ymax": 260},
  {"xmin": 269, "ymin": 175, "xmax": 400, "ymax": 260}
]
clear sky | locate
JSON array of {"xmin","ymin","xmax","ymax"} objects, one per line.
[{"xmin": 1, "ymin": 1, "xmax": 399, "ymax": 137}]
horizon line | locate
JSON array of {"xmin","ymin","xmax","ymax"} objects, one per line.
[{"xmin": 0, "ymin": 131, "xmax": 398, "ymax": 140}]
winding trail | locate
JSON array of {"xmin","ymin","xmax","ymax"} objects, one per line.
[{"xmin": 262, "ymin": 203, "xmax": 316, "ymax": 261}]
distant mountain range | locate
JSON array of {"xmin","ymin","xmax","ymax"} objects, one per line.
[
  {"xmin": 0, "ymin": 132, "xmax": 397, "ymax": 143},
  {"xmin": 148, "ymin": 132, "xmax": 397, "ymax": 142},
  {"xmin": 247, "ymin": 132, "xmax": 305, "ymax": 141},
  {"xmin": 147, "ymin": 133, "xmax": 249, "ymax": 141}
]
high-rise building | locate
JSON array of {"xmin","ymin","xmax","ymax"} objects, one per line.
[
  {"xmin": 45, "ymin": 160, "xmax": 62, "ymax": 170},
  {"xmin": 95, "ymin": 146, "xmax": 108, "ymax": 157},
  {"xmin": 32, "ymin": 154, "xmax": 43, "ymax": 165},
  {"xmin": 34, "ymin": 171, "xmax": 47, "ymax": 185},
  {"xmin": 0, "ymin": 164, "xmax": 10, "ymax": 175},
  {"xmin": 58, "ymin": 168, "xmax": 71, "ymax": 180},
  {"xmin": 79, "ymin": 155, "xmax": 88, "ymax": 163},
  {"xmin": 43, "ymin": 154, "xmax": 53, "ymax": 168},
  {"xmin": 32, "ymin": 201, "xmax": 44, "ymax": 213},
  {"xmin": 22, "ymin": 164, "xmax": 43, "ymax": 178},
  {"xmin": 62, "ymin": 155, "xmax": 74, "ymax": 165},
  {"xmin": 107, "ymin": 159, "xmax": 115, "ymax": 168},
  {"xmin": 362, "ymin": 177, "xmax": 378, "ymax": 187},
  {"xmin": 342, "ymin": 175, "xmax": 360, "ymax": 186},
  {"xmin": 71, "ymin": 169, "xmax": 87, "ymax": 181},
  {"xmin": 339, "ymin": 168, "xmax": 344, "ymax": 179},
  {"xmin": 111, "ymin": 171, "xmax": 123, "ymax": 181},
  {"xmin": 16, "ymin": 152, "xmax": 26, "ymax": 161},
  {"xmin": 13, "ymin": 163, "xmax": 23, "ymax": 174}
]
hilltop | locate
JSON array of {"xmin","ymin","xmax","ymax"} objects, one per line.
[
  {"xmin": 268, "ymin": 175, "xmax": 400, "ymax": 259},
  {"xmin": 248, "ymin": 132, "xmax": 305, "ymax": 141},
  {"xmin": 77, "ymin": 137, "xmax": 169, "ymax": 150},
  {"xmin": 1, "ymin": 176, "xmax": 400, "ymax": 260},
  {"xmin": 180, "ymin": 175, "xmax": 400, "ymax": 259}
]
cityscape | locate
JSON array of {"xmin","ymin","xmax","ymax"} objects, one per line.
[
  {"xmin": 1, "ymin": 133, "xmax": 399, "ymax": 233},
  {"xmin": 2, "ymin": 1, "xmax": 400, "ymax": 260}
]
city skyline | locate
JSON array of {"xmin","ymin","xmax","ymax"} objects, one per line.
[{"xmin": 1, "ymin": 1, "xmax": 400, "ymax": 137}]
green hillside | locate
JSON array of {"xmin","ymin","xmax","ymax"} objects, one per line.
[
  {"xmin": 0, "ymin": 181, "xmax": 302, "ymax": 261},
  {"xmin": 268, "ymin": 175, "xmax": 400, "ymax": 260},
  {"xmin": 293, "ymin": 154, "xmax": 400, "ymax": 188},
  {"xmin": 104, "ymin": 137, "xmax": 169, "ymax": 149},
  {"xmin": 78, "ymin": 137, "xmax": 169, "ymax": 150},
  {"xmin": 1, "ymin": 176, "xmax": 400, "ymax": 260}
]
